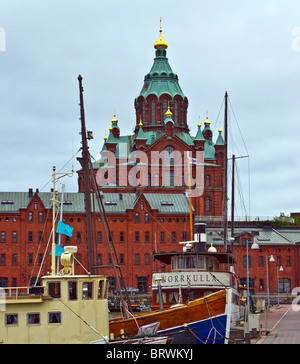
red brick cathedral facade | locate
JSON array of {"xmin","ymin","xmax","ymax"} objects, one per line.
[{"xmin": 0, "ymin": 27, "xmax": 226, "ymax": 292}]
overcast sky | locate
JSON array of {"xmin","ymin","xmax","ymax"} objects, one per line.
[{"xmin": 0, "ymin": 0, "xmax": 300, "ymax": 218}]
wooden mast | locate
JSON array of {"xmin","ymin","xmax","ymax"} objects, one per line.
[
  {"xmin": 77, "ymin": 75, "xmax": 95, "ymax": 274},
  {"xmin": 76, "ymin": 75, "xmax": 132, "ymax": 316}
]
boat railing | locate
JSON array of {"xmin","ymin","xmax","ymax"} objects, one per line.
[{"xmin": 3, "ymin": 286, "xmax": 45, "ymax": 299}]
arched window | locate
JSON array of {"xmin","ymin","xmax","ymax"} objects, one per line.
[
  {"xmin": 164, "ymin": 146, "xmax": 174, "ymax": 166},
  {"xmin": 206, "ymin": 196, "xmax": 211, "ymax": 212},
  {"xmin": 163, "ymin": 99, "xmax": 168, "ymax": 117},
  {"xmin": 151, "ymin": 100, "xmax": 155, "ymax": 123},
  {"xmin": 174, "ymin": 100, "xmax": 178, "ymax": 123},
  {"xmin": 206, "ymin": 175, "xmax": 211, "ymax": 188}
]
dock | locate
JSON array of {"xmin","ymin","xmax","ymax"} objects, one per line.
[{"xmin": 255, "ymin": 305, "xmax": 300, "ymax": 344}]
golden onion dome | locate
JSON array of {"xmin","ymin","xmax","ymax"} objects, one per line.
[
  {"xmin": 111, "ymin": 113, "xmax": 118, "ymax": 124},
  {"xmin": 154, "ymin": 19, "xmax": 168, "ymax": 49},
  {"xmin": 204, "ymin": 112, "xmax": 211, "ymax": 126}
]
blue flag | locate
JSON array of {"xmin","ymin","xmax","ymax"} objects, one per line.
[
  {"xmin": 50, "ymin": 244, "xmax": 65, "ymax": 257},
  {"xmin": 56, "ymin": 220, "xmax": 74, "ymax": 237}
]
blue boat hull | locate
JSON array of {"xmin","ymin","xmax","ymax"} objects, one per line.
[{"xmin": 159, "ymin": 314, "xmax": 228, "ymax": 344}]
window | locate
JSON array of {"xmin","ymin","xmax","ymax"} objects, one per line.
[
  {"xmin": 120, "ymin": 254, "xmax": 124, "ymax": 264},
  {"xmin": 0, "ymin": 255, "xmax": 5, "ymax": 266},
  {"xmin": 174, "ymin": 100, "xmax": 178, "ymax": 123},
  {"xmin": 259, "ymin": 279, "xmax": 264, "ymax": 290},
  {"xmin": 145, "ymin": 231, "xmax": 150, "ymax": 243},
  {"xmin": 27, "ymin": 313, "xmax": 40, "ymax": 325},
  {"xmin": 1, "ymin": 232, "xmax": 5, "ymax": 243},
  {"xmin": 145, "ymin": 213, "xmax": 150, "ymax": 223},
  {"xmin": 135, "ymin": 213, "xmax": 140, "ymax": 223},
  {"xmin": 12, "ymin": 254, "xmax": 17, "ymax": 266},
  {"xmin": 120, "ymin": 232, "xmax": 124, "ymax": 243},
  {"xmin": 97, "ymin": 254, "xmax": 102, "ymax": 265},
  {"xmin": 259, "ymin": 256, "xmax": 264, "ymax": 267},
  {"xmin": 76, "ymin": 232, "xmax": 81, "ymax": 243},
  {"xmin": 12, "ymin": 232, "xmax": 17, "ymax": 243},
  {"xmin": 151, "ymin": 100, "xmax": 155, "ymax": 123},
  {"xmin": 98, "ymin": 279, "xmax": 108, "ymax": 299},
  {"xmin": 145, "ymin": 254, "xmax": 150, "ymax": 265},
  {"xmin": 0, "ymin": 277, "xmax": 8, "ymax": 286},
  {"xmin": 97, "ymin": 232, "xmax": 102, "ymax": 243},
  {"xmin": 28, "ymin": 231, "xmax": 33, "ymax": 243},
  {"xmin": 186, "ymin": 257, "xmax": 195, "ymax": 269},
  {"xmin": 137, "ymin": 276, "xmax": 148, "ymax": 293},
  {"xmin": 163, "ymin": 99, "xmax": 168, "ymax": 116},
  {"xmin": 206, "ymin": 175, "xmax": 211, "ymax": 188},
  {"xmin": 171, "ymin": 232, "xmax": 176, "ymax": 243},
  {"xmin": 68, "ymin": 281, "xmax": 77, "ymax": 300},
  {"xmin": 287, "ymin": 256, "xmax": 291, "ymax": 267},
  {"xmin": 135, "ymin": 231, "xmax": 140, "ymax": 243},
  {"xmin": 277, "ymin": 256, "xmax": 281, "ymax": 267},
  {"xmin": 82, "ymin": 282, "xmax": 93, "ymax": 299},
  {"xmin": 48, "ymin": 312, "xmax": 61, "ymax": 324},
  {"xmin": 28, "ymin": 212, "xmax": 33, "ymax": 222},
  {"xmin": 165, "ymin": 146, "xmax": 174, "ymax": 166},
  {"xmin": 48, "ymin": 282, "xmax": 61, "ymax": 298},
  {"xmin": 135, "ymin": 254, "xmax": 140, "ymax": 265},
  {"xmin": 38, "ymin": 212, "xmax": 43, "ymax": 223},
  {"xmin": 160, "ymin": 232, "xmax": 165, "ymax": 243},
  {"xmin": 279, "ymin": 278, "xmax": 291, "ymax": 293},
  {"xmin": 28, "ymin": 254, "xmax": 33, "ymax": 265},
  {"xmin": 170, "ymin": 170, "xmax": 174, "ymax": 186},
  {"xmin": 196, "ymin": 256, "xmax": 204, "ymax": 269},
  {"xmin": 6, "ymin": 314, "xmax": 18, "ymax": 326},
  {"xmin": 205, "ymin": 197, "xmax": 211, "ymax": 212},
  {"xmin": 243, "ymin": 256, "xmax": 251, "ymax": 268},
  {"xmin": 182, "ymin": 231, "xmax": 187, "ymax": 242}
]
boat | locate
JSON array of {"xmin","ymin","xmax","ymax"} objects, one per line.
[
  {"xmin": 0, "ymin": 170, "xmax": 110, "ymax": 344},
  {"xmin": 109, "ymin": 223, "xmax": 240, "ymax": 344}
]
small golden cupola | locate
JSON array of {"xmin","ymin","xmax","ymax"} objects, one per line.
[{"xmin": 154, "ymin": 18, "xmax": 168, "ymax": 50}]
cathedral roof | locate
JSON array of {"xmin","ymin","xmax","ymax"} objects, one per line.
[{"xmin": 138, "ymin": 26, "xmax": 186, "ymax": 101}]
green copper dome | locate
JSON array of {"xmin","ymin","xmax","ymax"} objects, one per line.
[{"xmin": 138, "ymin": 28, "xmax": 186, "ymax": 101}]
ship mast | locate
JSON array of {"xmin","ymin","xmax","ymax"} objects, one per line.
[
  {"xmin": 50, "ymin": 168, "xmax": 73, "ymax": 276},
  {"xmin": 76, "ymin": 75, "xmax": 133, "ymax": 316},
  {"xmin": 77, "ymin": 75, "xmax": 95, "ymax": 274}
]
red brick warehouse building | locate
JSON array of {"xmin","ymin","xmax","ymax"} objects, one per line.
[{"xmin": 0, "ymin": 26, "xmax": 226, "ymax": 292}]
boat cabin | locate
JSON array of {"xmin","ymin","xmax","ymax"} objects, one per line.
[
  {"xmin": 151, "ymin": 223, "xmax": 238, "ymax": 310},
  {"xmin": 0, "ymin": 250, "xmax": 110, "ymax": 344}
]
